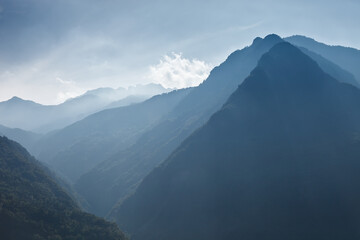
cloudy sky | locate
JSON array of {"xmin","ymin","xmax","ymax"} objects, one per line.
[{"xmin": 0, "ymin": 0, "xmax": 359, "ymax": 104}]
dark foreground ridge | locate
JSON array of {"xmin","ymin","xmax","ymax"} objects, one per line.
[{"xmin": 0, "ymin": 136, "xmax": 126, "ymax": 240}]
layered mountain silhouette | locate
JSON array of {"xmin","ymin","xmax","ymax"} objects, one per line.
[
  {"xmin": 74, "ymin": 34, "xmax": 284, "ymax": 216},
  {"xmin": 36, "ymin": 88, "xmax": 192, "ymax": 182},
  {"xmin": 0, "ymin": 83, "xmax": 168, "ymax": 133},
  {"xmin": 115, "ymin": 42, "xmax": 360, "ymax": 240},
  {"xmin": 298, "ymin": 47, "xmax": 359, "ymax": 87},
  {"xmin": 286, "ymin": 35, "xmax": 360, "ymax": 84},
  {"xmin": 0, "ymin": 124, "xmax": 41, "ymax": 151},
  {"xmin": 0, "ymin": 136, "xmax": 126, "ymax": 240},
  {"xmin": 74, "ymin": 34, "xmax": 359, "ymax": 217}
]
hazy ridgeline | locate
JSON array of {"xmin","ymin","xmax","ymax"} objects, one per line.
[
  {"xmin": 0, "ymin": 83, "xmax": 169, "ymax": 134},
  {"xmin": 2, "ymin": 34, "xmax": 360, "ymax": 239},
  {"xmin": 35, "ymin": 88, "xmax": 192, "ymax": 183}
]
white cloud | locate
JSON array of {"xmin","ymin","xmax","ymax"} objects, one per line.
[
  {"xmin": 148, "ymin": 53, "xmax": 212, "ymax": 89},
  {"xmin": 56, "ymin": 77, "xmax": 75, "ymax": 85}
]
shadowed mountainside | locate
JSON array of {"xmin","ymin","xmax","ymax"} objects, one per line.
[
  {"xmin": 75, "ymin": 34, "xmax": 285, "ymax": 216},
  {"xmin": 115, "ymin": 42, "xmax": 360, "ymax": 240},
  {"xmin": 75, "ymin": 34, "xmax": 359, "ymax": 217}
]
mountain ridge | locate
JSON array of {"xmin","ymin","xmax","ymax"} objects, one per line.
[
  {"xmin": 286, "ymin": 35, "xmax": 360, "ymax": 84},
  {"xmin": 0, "ymin": 83, "xmax": 169, "ymax": 133},
  {"xmin": 75, "ymin": 34, "xmax": 285, "ymax": 216},
  {"xmin": 114, "ymin": 42, "xmax": 360, "ymax": 240},
  {"xmin": 36, "ymin": 88, "xmax": 193, "ymax": 182},
  {"xmin": 75, "ymin": 34, "xmax": 360, "ymax": 218}
]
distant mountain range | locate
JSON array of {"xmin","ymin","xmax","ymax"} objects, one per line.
[
  {"xmin": 115, "ymin": 42, "xmax": 360, "ymax": 240},
  {"xmin": 0, "ymin": 136, "xmax": 127, "ymax": 240},
  {"xmin": 0, "ymin": 83, "xmax": 169, "ymax": 133}
]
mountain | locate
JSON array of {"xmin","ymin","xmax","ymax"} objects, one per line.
[
  {"xmin": 105, "ymin": 95, "xmax": 150, "ymax": 109},
  {"xmin": 0, "ymin": 124, "xmax": 41, "ymax": 151},
  {"xmin": 298, "ymin": 47, "xmax": 359, "ymax": 87},
  {"xmin": 0, "ymin": 136, "xmax": 126, "ymax": 240},
  {"xmin": 114, "ymin": 42, "xmax": 360, "ymax": 240},
  {"xmin": 286, "ymin": 35, "xmax": 360, "ymax": 84},
  {"xmin": 0, "ymin": 83, "xmax": 169, "ymax": 133},
  {"xmin": 0, "ymin": 97, "xmax": 46, "ymax": 132},
  {"xmin": 78, "ymin": 83, "xmax": 169, "ymax": 105},
  {"xmin": 36, "ymin": 88, "xmax": 192, "ymax": 182},
  {"xmin": 74, "ymin": 34, "xmax": 359, "ymax": 217},
  {"xmin": 74, "ymin": 34, "xmax": 285, "ymax": 216}
]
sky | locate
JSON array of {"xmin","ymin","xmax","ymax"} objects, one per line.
[{"xmin": 0, "ymin": 0, "xmax": 359, "ymax": 104}]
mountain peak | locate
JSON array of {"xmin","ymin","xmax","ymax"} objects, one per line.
[
  {"xmin": 264, "ymin": 33, "xmax": 282, "ymax": 41},
  {"xmin": 224, "ymin": 34, "xmax": 283, "ymax": 69},
  {"xmin": 259, "ymin": 41, "xmax": 316, "ymax": 67},
  {"xmin": 252, "ymin": 37, "xmax": 263, "ymax": 45},
  {"xmin": 253, "ymin": 42, "xmax": 328, "ymax": 87},
  {"xmin": 4, "ymin": 96, "xmax": 40, "ymax": 106},
  {"xmin": 227, "ymin": 42, "xmax": 331, "ymax": 109},
  {"xmin": 250, "ymin": 34, "xmax": 283, "ymax": 48},
  {"xmin": 8, "ymin": 96, "xmax": 24, "ymax": 102}
]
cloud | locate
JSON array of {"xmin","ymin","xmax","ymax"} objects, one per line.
[
  {"xmin": 148, "ymin": 53, "xmax": 212, "ymax": 89},
  {"xmin": 56, "ymin": 77, "xmax": 75, "ymax": 85}
]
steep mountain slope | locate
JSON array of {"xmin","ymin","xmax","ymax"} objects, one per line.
[
  {"xmin": 115, "ymin": 42, "xmax": 360, "ymax": 240},
  {"xmin": 0, "ymin": 124, "xmax": 41, "ymax": 151},
  {"xmin": 36, "ymin": 88, "xmax": 192, "ymax": 182},
  {"xmin": 299, "ymin": 47, "xmax": 359, "ymax": 87},
  {"xmin": 75, "ymin": 34, "xmax": 284, "ymax": 216},
  {"xmin": 0, "ymin": 136, "xmax": 126, "ymax": 240},
  {"xmin": 0, "ymin": 83, "xmax": 168, "ymax": 133},
  {"xmin": 286, "ymin": 35, "xmax": 360, "ymax": 84},
  {"xmin": 76, "ymin": 34, "xmax": 358, "ymax": 217}
]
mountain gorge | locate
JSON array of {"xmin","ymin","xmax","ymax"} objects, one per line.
[
  {"xmin": 36, "ymin": 88, "xmax": 192, "ymax": 182},
  {"xmin": 115, "ymin": 42, "xmax": 360, "ymax": 240}
]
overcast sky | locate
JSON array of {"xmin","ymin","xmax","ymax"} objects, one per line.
[{"xmin": 0, "ymin": 0, "xmax": 359, "ymax": 104}]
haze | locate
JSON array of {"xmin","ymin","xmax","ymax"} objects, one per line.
[{"xmin": 0, "ymin": 0, "xmax": 359, "ymax": 104}]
